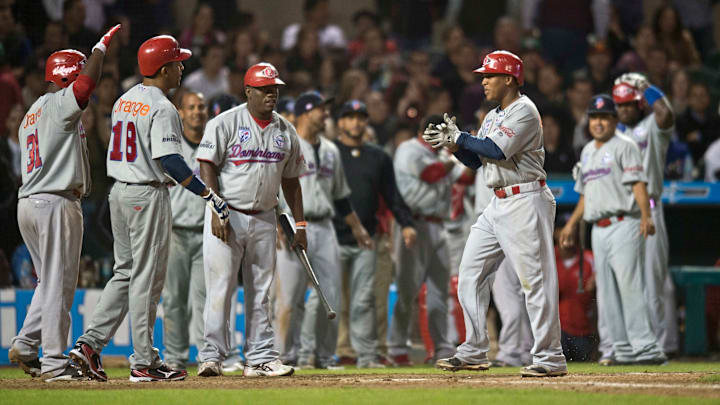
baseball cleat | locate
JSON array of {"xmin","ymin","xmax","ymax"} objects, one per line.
[
  {"xmin": 521, "ymin": 364, "xmax": 568, "ymax": 377},
  {"xmin": 198, "ymin": 361, "xmax": 223, "ymax": 377},
  {"xmin": 129, "ymin": 364, "xmax": 187, "ymax": 382},
  {"xmin": 598, "ymin": 357, "xmax": 616, "ymax": 366},
  {"xmin": 69, "ymin": 342, "xmax": 108, "ymax": 382},
  {"xmin": 357, "ymin": 360, "xmax": 386, "ymax": 369},
  {"xmin": 436, "ymin": 357, "xmax": 490, "ymax": 371},
  {"xmin": 43, "ymin": 364, "xmax": 87, "ymax": 382},
  {"xmin": 8, "ymin": 347, "xmax": 42, "ymax": 377},
  {"xmin": 221, "ymin": 357, "xmax": 244, "ymax": 373},
  {"xmin": 243, "ymin": 359, "xmax": 294, "ymax": 377}
]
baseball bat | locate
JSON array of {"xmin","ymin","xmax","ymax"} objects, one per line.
[
  {"xmin": 278, "ymin": 213, "xmax": 337, "ymax": 320},
  {"xmin": 577, "ymin": 219, "xmax": 586, "ymax": 293}
]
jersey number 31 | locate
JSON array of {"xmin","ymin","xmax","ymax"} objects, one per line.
[
  {"xmin": 26, "ymin": 129, "xmax": 43, "ymax": 174},
  {"xmin": 109, "ymin": 120, "xmax": 138, "ymax": 162}
]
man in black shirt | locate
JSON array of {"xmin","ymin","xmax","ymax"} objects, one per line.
[{"xmin": 332, "ymin": 100, "xmax": 416, "ymax": 368}]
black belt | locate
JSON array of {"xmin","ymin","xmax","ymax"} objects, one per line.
[{"xmin": 121, "ymin": 181, "xmax": 170, "ymax": 187}]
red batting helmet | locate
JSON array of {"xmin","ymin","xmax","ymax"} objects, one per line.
[
  {"xmin": 45, "ymin": 49, "xmax": 86, "ymax": 88},
  {"xmin": 474, "ymin": 50, "xmax": 524, "ymax": 86},
  {"xmin": 244, "ymin": 62, "xmax": 285, "ymax": 87},
  {"xmin": 137, "ymin": 35, "xmax": 192, "ymax": 77},
  {"xmin": 612, "ymin": 82, "xmax": 642, "ymax": 104}
]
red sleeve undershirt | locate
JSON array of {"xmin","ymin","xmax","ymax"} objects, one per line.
[
  {"xmin": 72, "ymin": 74, "xmax": 96, "ymax": 109},
  {"xmin": 419, "ymin": 162, "xmax": 447, "ymax": 183}
]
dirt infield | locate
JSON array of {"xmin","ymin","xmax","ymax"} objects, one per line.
[{"xmin": 2, "ymin": 371, "xmax": 719, "ymax": 398}]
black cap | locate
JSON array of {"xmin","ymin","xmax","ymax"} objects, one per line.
[
  {"xmin": 208, "ymin": 94, "xmax": 240, "ymax": 118},
  {"xmin": 294, "ymin": 91, "xmax": 333, "ymax": 117},
  {"xmin": 276, "ymin": 97, "xmax": 295, "ymax": 115},
  {"xmin": 587, "ymin": 94, "xmax": 616, "ymax": 116},
  {"xmin": 338, "ymin": 100, "xmax": 368, "ymax": 119}
]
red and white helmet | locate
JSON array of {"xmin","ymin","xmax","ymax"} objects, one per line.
[
  {"xmin": 137, "ymin": 35, "xmax": 192, "ymax": 77},
  {"xmin": 45, "ymin": 49, "xmax": 86, "ymax": 88},
  {"xmin": 244, "ymin": 62, "xmax": 285, "ymax": 87},
  {"xmin": 474, "ymin": 50, "xmax": 524, "ymax": 86},
  {"xmin": 612, "ymin": 82, "xmax": 642, "ymax": 104}
]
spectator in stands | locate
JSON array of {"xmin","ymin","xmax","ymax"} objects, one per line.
[
  {"xmin": 20, "ymin": 66, "xmax": 46, "ymax": 110},
  {"xmin": 432, "ymin": 26, "xmax": 466, "ymax": 79},
  {"xmin": 183, "ymin": 42, "xmax": 229, "ymax": 101},
  {"xmin": 543, "ymin": 110, "xmax": 576, "ymax": 175},
  {"xmin": 534, "ymin": 63, "xmax": 564, "ymax": 111},
  {"xmin": 577, "ymin": 40, "xmax": 614, "ymax": 94},
  {"xmin": 518, "ymin": 37, "xmax": 545, "ymax": 93},
  {"xmin": 652, "ymin": 4, "xmax": 701, "ymax": 69},
  {"xmin": 335, "ymin": 69, "xmax": 369, "ymax": 114},
  {"xmin": 440, "ymin": 41, "xmax": 478, "ymax": 113},
  {"xmin": 282, "ymin": 0, "xmax": 346, "ymax": 51},
  {"xmin": 352, "ymin": 26, "xmax": 398, "ymax": 90},
  {"xmin": 0, "ymin": 102, "xmax": 21, "ymax": 263},
  {"xmin": 365, "ymin": 91, "xmax": 395, "ymax": 147},
  {"xmin": 615, "ymin": 24, "xmax": 656, "ymax": 74},
  {"xmin": 646, "ymin": 47, "xmax": 671, "ymax": 92},
  {"xmin": 92, "ymin": 75, "xmax": 119, "ymax": 148},
  {"xmin": 230, "ymin": 29, "xmax": 258, "ymax": 71},
  {"xmin": 62, "ymin": 0, "xmax": 97, "ymax": 52},
  {"xmin": 2, "ymin": 102, "xmax": 21, "ymax": 179},
  {"xmin": 32, "ymin": 21, "xmax": 67, "ymax": 67},
  {"xmin": 287, "ymin": 26, "xmax": 323, "ymax": 80},
  {"xmin": 0, "ymin": 0, "xmax": 32, "ymax": 72},
  {"xmin": 676, "ymin": 82, "xmax": 720, "ymax": 164},
  {"xmin": 566, "ymin": 74, "xmax": 594, "ymax": 153},
  {"xmin": 179, "ymin": 2, "xmax": 227, "ymax": 60},
  {"xmin": 554, "ymin": 216, "xmax": 596, "ymax": 361},
  {"xmin": 0, "ymin": 45, "xmax": 22, "ymax": 138},
  {"xmin": 493, "ymin": 16, "xmax": 522, "ymax": 55},
  {"xmin": 669, "ymin": 69, "xmax": 690, "ymax": 115},
  {"xmin": 347, "ymin": 9, "xmax": 391, "ymax": 61},
  {"xmin": 227, "ymin": 66, "xmax": 245, "ymax": 101}
]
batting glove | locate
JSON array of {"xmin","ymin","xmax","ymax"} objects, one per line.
[
  {"xmin": 93, "ymin": 24, "xmax": 122, "ymax": 54},
  {"xmin": 203, "ymin": 189, "xmax": 230, "ymax": 225},
  {"xmin": 422, "ymin": 124, "xmax": 447, "ymax": 149}
]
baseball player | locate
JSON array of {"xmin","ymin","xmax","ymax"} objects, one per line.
[
  {"xmin": 196, "ymin": 62, "xmax": 305, "ymax": 378},
  {"xmin": 560, "ymin": 94, "xmax": 666, "ymax": 365},
  {"xmin": 612, "ymin": 74, "xmax": 678, "ymax": 356},
  {"xmin": 424, "ymin": 50, "xmax": 567, "ymax": 377},
  {"xmin": 274, "ymin": 92, "xmax": 373, "ymax": 369},
  {"xmin": 389, "ymin": 114, "xmax": 462, "ymax": 366},
  {"xmin": 70, "ymin": 35, "xmax": 230, "ymax": 383},
  {"xmin": 161, "ymin": 91, "xmax": 210, "ymax": 371},
  {"xmin": 8, "ymin": 25, "xmax": 121, "ymax": 382}
]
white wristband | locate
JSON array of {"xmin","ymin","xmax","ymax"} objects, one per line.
[{"xmin": 92, "ymin": 42, "xmax": 107, "ymax": 54}]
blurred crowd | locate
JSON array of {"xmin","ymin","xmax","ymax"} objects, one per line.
[{"xmin": 1, "ymin": 0, "xmax": 720, "ymax": 359}]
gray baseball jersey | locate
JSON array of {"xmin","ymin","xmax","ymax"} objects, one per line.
[
  {"xmin": 196, "ymin": 104, "xmax": 305, "ymax": 211},
  {"xmin": 294, "ymin": 136, "xmax": 351, "ymax": 218},
  {"xmin": 18, "ymin": 81, "xmax": 90, "ymax": 198},
  {"xmin": 394, "ymin": 138, "xmax": 452, "ymax": 217},
  {"xmin": 169, "ymin": 135, "xmax": 205, "ymax": 228},
  {"xmin": 617, "ymin": 114, "xmax": 672, "ymax": 199},
  {"xmin": 106, "ymin": 84, "xmax": 183, "ymax": 183},
  {"xmin": 476, "ymin": 95, "xmax": 546, "ymax": 188},
  {"xmin": 574, "ymin": 135, "xmax": 647, "ymax": 222}
]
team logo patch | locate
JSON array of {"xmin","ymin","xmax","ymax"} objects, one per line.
[
  {"xmin": 595, "ymin": 97, "xmax": 605, "ymax": 109},
  {"xmin": 498, "ymin": 126, "xmax": 516, "ymax": 138},
  {"xmin": 273, "ymin": 134, "xmax": 286, "ymax": 148},
  {"xmin": 133, "ymin": 206, "xmax": 142, "ymax": 211},
  {"xmin": 261, "ymin": 67, "xmax": 278, "ymax": 79},
  {"xmin": 238, "ymin": 127, "xmax": 251, "ymax": 143}
]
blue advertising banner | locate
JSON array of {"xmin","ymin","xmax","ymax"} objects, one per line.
[{"xmin": 547, "ymin": 181, "xmax": 720, "ymax": 206}]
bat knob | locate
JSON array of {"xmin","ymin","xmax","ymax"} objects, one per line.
[{"xmin": 327, "ymin": 311, "xmax": 337, "ymax": 320}]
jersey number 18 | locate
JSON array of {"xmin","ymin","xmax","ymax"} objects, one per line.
[{"xmin": 109, "ymin": 120, "xmax": 138, "ymax": 162}]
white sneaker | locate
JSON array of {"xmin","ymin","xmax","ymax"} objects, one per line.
[
  {"xmin": 221, "ymin": 360, "xmax": 244, "ymax": 373},
  {"xmin": 198, "ymin": 361, "xmax": 223, "ymax": 377},
  {"xmin": 243, "ymin": 359, "xmax": 294, "ymax": 377}
]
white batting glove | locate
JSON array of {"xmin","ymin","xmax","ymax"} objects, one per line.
[
  {"xmin": 442, "ymin": 113, "xmax": 462, "ymax": 143},
  {"xmin": 203, "ymin": 189, "xmax": 230, "ymax": 225},
  {"xmin": 423, "ymin": 124, "xmax": 448, "ymax": 149},
  {"xmin": 92, "ymin": 24, "xmax": 121, "ymax": 54}
]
